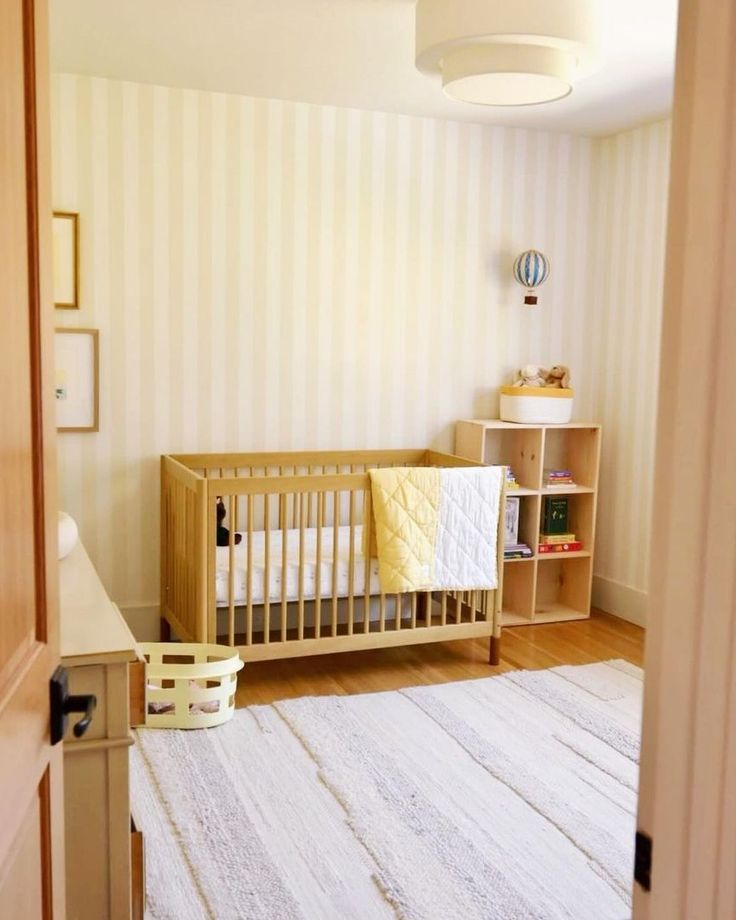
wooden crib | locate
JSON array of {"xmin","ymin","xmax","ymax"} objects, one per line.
[{"xmin": 160, "ymin": 449, "xmax": 505, "ymax": 664}]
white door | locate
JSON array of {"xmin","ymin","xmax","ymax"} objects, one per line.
[{"xmin": 635, "ymin": 0, "xmax": 736, "ymax": 916}]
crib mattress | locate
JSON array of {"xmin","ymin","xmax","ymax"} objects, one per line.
[{"xmin": 215, "ymin": 525, "xmax": 382, "ymax": 607}]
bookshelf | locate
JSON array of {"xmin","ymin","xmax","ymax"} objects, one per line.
[{"xmin": 455, "ymin": 420, "xmax": 601, "ymax": 626}]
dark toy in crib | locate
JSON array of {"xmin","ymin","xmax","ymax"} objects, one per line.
[{"xmin": 216, "ymin": 497, "xmax": 242, "ymax": 547}]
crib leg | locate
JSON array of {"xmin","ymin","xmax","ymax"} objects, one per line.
[
  {"xmin": 160, "ymin": 616, "xmax": 171, "ymax": 642},
  {"xmin": 489, "ymin": 635, "xmax": 500, "ymax": 666}
]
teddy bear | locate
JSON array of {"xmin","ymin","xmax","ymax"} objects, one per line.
[
  {"xmin": 545, "ymin": 365, "xmax": 571, "ymax": 388},
  {"xmin": 216, "ymin": 497, "xmax": 242, "ymax": 547},
  {"xmin": 512, "ymin": 364, "xmax": 549, "ymax": 388}
]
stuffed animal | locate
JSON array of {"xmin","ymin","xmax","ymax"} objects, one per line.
[
  {"xmin": 545, "ymin": 365, "xmax": 571, "ymax": 388},
  {"xmin": 512, "ymin": 364, "xmax": 549, "ymax": 388},
  {"xmin": 216, "ymin": 497, "xmax": 242, "ymax": 547}
]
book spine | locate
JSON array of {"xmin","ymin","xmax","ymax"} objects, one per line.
[
  {"xmin": 539, "ymin": 533, "xmax": 576, "ymax": 544},
  {"xmin": 538, "ymin": 541, "xmax": 583, "ymax": 554}
]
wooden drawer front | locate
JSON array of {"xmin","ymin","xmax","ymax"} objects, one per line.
[{"xmin": 64, "ymin": 661, "xmax": 129, "ymax": 744}]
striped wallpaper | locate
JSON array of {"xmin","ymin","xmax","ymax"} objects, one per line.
[
  {"xmin": 589, "ymin": 120, "xmax": 671, "ymax": 624},
  {"xmin": 50, "ymin": 72, "xmax": 666, "ymax": 623}
]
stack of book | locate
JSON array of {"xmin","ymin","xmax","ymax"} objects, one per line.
[
  {"xmin": 544, "ymin": 468, "xmax": 576, "ymax": 489},
  {"xmin": 504, "ymin": 543, "xmax": 534, "ymax": 560},
  {"xmin": 538, "ymin": 533, "xmax": 583, "ymax": 554},
  {"xmin": 505, "ymin": 466, "xmax": 520, "ymax": 490},
  {"xmin": 539, "ymin": 495, "xmax": 582, "ymax": 552}
]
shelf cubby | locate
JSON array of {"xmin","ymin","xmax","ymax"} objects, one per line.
[
  {"xmin": 455, "ymin": 419, "xmax": 601, "ymax": 626},
  {"xmin": 456, "ymin": 421, "xmax": 542, "ymax": 490},
  {"xmin": 501, "ymin": 559, "xmax": 537, "ymax": 625},
  {"xmin": 541, "ymin": 426, "xmax": 601, "ymax": 490},
  {"xmin": 540, "ymin": 491, "xmax": 595, "ymax": 549},
  {"xmin": 535, "ymin": 556, "xmax": 593, "ymax": 623}
]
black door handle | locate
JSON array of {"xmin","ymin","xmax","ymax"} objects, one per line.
[
  {"xmin": 50, "ymin": 666, "xmax": 97, "ymax": 745},
  {"xmin": 66, "ymin": 694, "xmax": 97, "ymax": 738}
]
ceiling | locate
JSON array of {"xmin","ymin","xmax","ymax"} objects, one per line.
[{"xmin": 49, "ymin": 0, "xmax": 678, "ymax": 137}]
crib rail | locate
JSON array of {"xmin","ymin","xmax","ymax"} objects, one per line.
[
  {"xmin": 161, "ymin": 450, "xmax": 504, "ymax": 663},
  {"xmin": 160, "ymin": 456, "xmax": 209, "ymax": 644}
]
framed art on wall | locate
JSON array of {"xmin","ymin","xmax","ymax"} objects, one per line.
[
  {"xmin": 54, "ymin": 328, "xmax": 99, "ymax": 432},
  {"xmin": 52, "ymin": 211, "xmax": 79, "ymax": 309}
]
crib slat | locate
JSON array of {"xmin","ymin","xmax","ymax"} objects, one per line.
[
  {"xmin": 264, "ymin": 494, "xmax": 271, "ymax": 644},
  {"xmin": 396, "ymin": 594, "xmax": 402, "ymax": 630},
  {"xmin": 441, "ymin": 590, "xmax": 447, "ymax": 626},
  {"xmin": 380, "ymin": 593, "xmax": 386, "ymax": 632},
  {"xmin": 426, "ymin": 591, "xmax": 432, "ymax": 626},
  {"xmin": 363, "ymin": 488, "xmax": 371, "ymax": 635},
  {"xmin": 411, "ymin": 592, "xmax": 417, "ymax": 629},
  {"xmin": 293, "ymin": 469, "xmax": 298, "ymax": 528},
  {"xmin": 280, "ymin": 494, "xmax": 288, "ymax": 643},
  {"xmin": 315, "ymin": 492, "xmax": 323, "ymax": 639},
  {"xmin": 247, "ymin": 495, "xmax": 254, "ymax": 645},
  {"xmin": 228, "ymin": 496, "xmax": 236, "ymax": 647},
  {"xmin": 348, "ymin": 490, "xmax": 356, "ymax": 635},
  {"xmin": 331, "ymin": 491, "xmax": 339, "ymax": 637},
  {"xmin": 298, "ymin": 492, "xmax": 306, "ymax": 640}
]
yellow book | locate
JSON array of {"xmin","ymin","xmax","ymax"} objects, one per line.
[{"xmin": 539, "ymin": 533, "xmax": 576, "ymax": 545}]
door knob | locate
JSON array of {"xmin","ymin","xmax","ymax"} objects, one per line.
[{"xmin": 49, "ymin": 666, "xmax": 97, "ymax": 745}]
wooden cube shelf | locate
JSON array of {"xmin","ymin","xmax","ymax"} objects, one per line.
[{"xmin": 455, "ymin": 419, "xmax": 601, "ymax": 625}]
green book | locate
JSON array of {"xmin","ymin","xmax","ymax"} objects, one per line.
[{"xmin": 542, "ymin": 497, "xmax": 569, "ymax": 535}]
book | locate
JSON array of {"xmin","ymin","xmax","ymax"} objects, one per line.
[
  {"xmin": 542, "ymin": 496, "xmax": 569, "ymax": 534},
  {"xmin": 538, "ymin": 541, "xmax": 583, "ymax": 554},
  {"xmin": 539, "ymin": 533, "xmax": 576, "ymax": 544},
  {"xmin": 545, "ymin": 482, "xmax": 577, "ymax": 489},
  {"xmin": 544, "ymin": 468, "xmax": 573, "ymax": 478},
  {"xmin": 504, "ymin": 542, "xmax": 533, "ymax": 559},
  {"xmin": 505, "ymin": 466, "xmax": 521, "ymax": 490}
]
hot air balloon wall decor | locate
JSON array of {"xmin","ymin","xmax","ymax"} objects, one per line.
[{"xmin": 513, "ymin": 249, "xmax": 550, "ymax": 305}]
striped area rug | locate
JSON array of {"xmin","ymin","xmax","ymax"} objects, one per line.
[{"xmin": 131, "ymin": 661, "xmax": 641, "ymax": 920}]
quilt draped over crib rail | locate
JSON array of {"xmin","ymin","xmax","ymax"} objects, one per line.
[{"xmin": 367, "ymin": 466, "xmax": 503, "ymax": 594}]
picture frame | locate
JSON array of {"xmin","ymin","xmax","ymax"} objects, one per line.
[
  {"xmin": 52, "ymin": 211, "xmax": 79, "ymax": 309},
  {"xmin": 504, "ymin": 496, "xmax": 520, "ymax": 546},
  {"xmin": 54, "ymin": 328, "xmax": 99, "ymax": 432}
]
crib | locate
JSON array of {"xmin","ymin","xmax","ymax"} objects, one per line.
[{"xmin": 160, "ymin": 450, "xmax": 505, "ymax": 664}]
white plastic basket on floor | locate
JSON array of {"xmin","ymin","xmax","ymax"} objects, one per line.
[{"xmin": 138, "ymin": 642, "xmax": 244, "ymax": 729}]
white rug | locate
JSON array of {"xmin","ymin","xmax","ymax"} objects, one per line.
[{"xmin": 131, "ymin": 660, "xmax": 642, "ymax": 920}]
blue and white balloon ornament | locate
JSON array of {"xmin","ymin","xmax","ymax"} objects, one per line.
[{"xmin": 513, "ymin": 249, "xmax": 550, "ymax": 305}]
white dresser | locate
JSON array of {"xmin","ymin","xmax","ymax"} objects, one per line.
[{"xmin": 59, "ymin": 541, "xmax": 144, "ymax": 920}]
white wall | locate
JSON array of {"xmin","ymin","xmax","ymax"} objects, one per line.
[
  {"xmin": 51, "ymin": 73, "xmax": 669, "ymax": 626},
  {"xmin": 590, "ymin": 120, "xmax": 671, "ymax": 625}
]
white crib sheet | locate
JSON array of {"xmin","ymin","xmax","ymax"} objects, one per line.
[{"xmin": 215, "ymin": 525, "xmax": 382, "ymax": 607}]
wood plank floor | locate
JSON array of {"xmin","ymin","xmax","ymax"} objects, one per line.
[{"xmin": 235, "ymin": 609, "xmax": 644, "ymax": 706}]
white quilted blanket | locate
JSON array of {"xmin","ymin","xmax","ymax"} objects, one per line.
[{"xmin": 434, "ymin": 467, "xmax": 503, "ymax": 590}]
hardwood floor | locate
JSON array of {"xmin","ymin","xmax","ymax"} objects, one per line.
[{"xmin": 235, "ymin": 609, "xmax": 644, "ymax": 706}]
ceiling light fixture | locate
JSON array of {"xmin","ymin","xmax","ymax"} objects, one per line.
[{"xmin": 415, "ymin": 0, "xmax": 602, "ymax": 107}]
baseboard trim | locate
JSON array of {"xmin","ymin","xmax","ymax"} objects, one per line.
[{"xmin": 592, "ymin": 575, "xmax": 648, "ymax": 627}]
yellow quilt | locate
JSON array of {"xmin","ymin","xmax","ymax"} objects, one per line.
[{"xmin": 367, "ymin": 467, "xmax": 441, "ymax": 593}]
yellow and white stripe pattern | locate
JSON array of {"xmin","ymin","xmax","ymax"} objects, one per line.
[{"xmin": 50, "ymin": 72, "xmax": 668, "ymax": 623}]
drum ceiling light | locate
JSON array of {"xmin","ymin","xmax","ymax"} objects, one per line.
[{"xmin": 415, "ymin": 0, "xmax": 602, "ymax": 107}]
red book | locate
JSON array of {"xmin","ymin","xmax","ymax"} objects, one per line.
[{"xmin": 538, "ymin": 541, "xmax": 583, "ymax": 554}]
